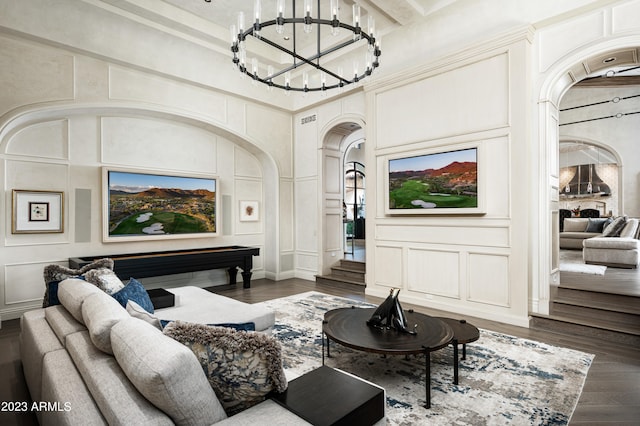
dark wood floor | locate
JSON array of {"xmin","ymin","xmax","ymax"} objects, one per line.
[
  {"xmin": 560, "ymin": 249, "xmax": 640, "ymax": 296},
  {"xmin": 1, "ymin": 278, "xmax": 638, "ymax": 425}
]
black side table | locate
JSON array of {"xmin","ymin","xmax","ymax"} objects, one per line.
[
  {"xmin": 271, "ymin": 366, "xmax": 385, "ymax": 426},
  {"xmin": 435, "ymin": 317, "xmax": 480, "ymax": 385}
]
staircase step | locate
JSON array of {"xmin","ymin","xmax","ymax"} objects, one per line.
[
  {"xmin": 550, "ymin": 302, "xmax": 640, "ymax": 335},
  {"xmin": 556, "ymin": 287, "xmax": 640, "ymax": 314},
  {"xmin": 330, "ymin": 266, "xmax": 365, "ymax": 282},
  {"xmin": 315, "ymin": 274, "xmax": 366, "ymax": 288},
  {"xmin": 339, "ymin": 259, "xmax": 366, "ymax": 272},
  {"xmin": 530, "ymin": 313, "xmax": 640, "ymax": 346}
]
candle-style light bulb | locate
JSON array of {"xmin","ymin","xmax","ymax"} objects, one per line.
[
  {"xmin": 303, "ymin": 0, "xmax": 312, "ymax": 34},
  {"xmin": 352, "ymin": 4, "xmax": 361, "ymax": 40},
  {"xmin": 253, "ymin": 0, "xmax": 262, "ymax": 38},
  {"xmin": 330, "ymin": 0, "xmax": 340, "ymax": 36},
  {"xmin": 276, "ymin": 0, "xmax": 285, "ymax": 34}
]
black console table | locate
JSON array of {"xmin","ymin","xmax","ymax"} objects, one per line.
[{"xmin": 69, "ymin": 246, "xmax": 259, "ymax": 288}]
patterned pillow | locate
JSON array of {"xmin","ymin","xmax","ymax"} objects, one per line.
[
  {"xmin": 85, "ymin": 268, "xmax": 125, "ymax": 295},
  {"xmin": 163, "ymin": 321, "xmax": 287, "ymax": 415},
  {"xmin": 602, "ymin": 216, "xmax": 627, "ymax": 237},
  {"xmin": 112, "ymin": 278, "xmax": 154, "ymax": 314},
  {"xmin": 42, "ymin": 258, "xmax": 114, "ymax": 307},
  {"xmin": 159, "ymin": 319, "xmax": 255, "ymax": 331}
]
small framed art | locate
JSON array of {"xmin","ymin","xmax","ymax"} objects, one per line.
[
  {"xmin": 12, "ymin": 190, "xmax": 64, "ymax": 233},
  {"xmin": 239, "ymin": 201, "xmax": 259, "ymax": 221}
]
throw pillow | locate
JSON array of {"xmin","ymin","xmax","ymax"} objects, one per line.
[
  {"xmin": 42, "ymin": 258, "xmax": 114, "ymax": 307},
  {"xmin": 112, "ymin": 278, "xmax": 154, "ymax": 314},
  {"xmin": 159, "ymin": 319, "xmax": 255, "ymax": 331},
  {"xmin": 85, "ymin": 268, "xmax": 125, "ymax": 295},
  {"xmin": 126, "ymin": 300, "xmax": 162, "ymax": 330},
  {"xmin": 602, "ymin": 216, "xmax": 627, "ymax": 237},
  {"xmin": 163, "ymin": 321, "xmax": 287, "ymax": 416},
  {"xmin": 585, "ymin": 218, "xmax": 609, "ymax": 233}
]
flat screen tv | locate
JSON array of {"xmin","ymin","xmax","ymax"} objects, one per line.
[
  {"xmin": 102, "ymin": 167, "xmax": 219, "ymax": 242},
  {"xmin": 385, "ymin": 145, "xmax": 485, "ymax": 215}
]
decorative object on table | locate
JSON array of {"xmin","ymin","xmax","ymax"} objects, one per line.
[
  {"xmin": 239, "ymin": 200, "xmax": 259, "ymax": 221},
  {"xmin": 258, "ymin": 291, "xmax": 594, "ymax": 425},
  {"xmin": 366, "ymin": 288, "xmax": 416, "ymax": 334},
  {"xmin": 12, "ymin": 189, "xmax": 64, "ymax": 234},
  {"xmin": 571, "ymin": 206, "xmax": 581, "ymax": 216}
]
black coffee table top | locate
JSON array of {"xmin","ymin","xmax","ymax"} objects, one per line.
[
  {"xmin": 323, "ymin": 307, "xmax": 453, "ymax": 355},
  {"xmin": 435, "ymin": 317, "xmax": 480, "ymax": 344}
]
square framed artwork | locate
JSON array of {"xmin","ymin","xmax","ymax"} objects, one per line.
[
  {"xmin": 12, "ymin": 190, "xmax": 64, "ymax": 233},
  {"xmin": 239, "ymin": 201, "xmax": 259, "ymax": 221}
]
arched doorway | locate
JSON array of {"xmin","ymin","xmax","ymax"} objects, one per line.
[
  {"xmin": 316, "ymin": 120, "xmax": 366, "ymax": 285},
  {"xmin": 535, "ymin": 43, "xmax": 639, "ymax": 316}
]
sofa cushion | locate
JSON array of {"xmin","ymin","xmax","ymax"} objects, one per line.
[
  {"xmin": 562, "ymin": 218, "xmax": 589, "ymax": 232},
  {"xmin": 82, "ymin": 291, "xmax": 130, "ymax": 354},
  {"xmin": 619, "ymin": 218, "xmax": 639, "ymax": 239},
  {"xmin": 163, "ymin": 321, "xmax": 287, "ymax": 416},
  {"xmin": 41, "ymin": 349, "xmax": 107, "ymax": 425},
  {"xmin": 112, "ymin": 278, "xmax": 154, "ymax": 313},
  {"xmin": 583, "ymin": 237, "xmax": 640, "ymax": 250},
  {"xmin": 20, "ymin": 309, "xmax": 64, "ymax": 404},
  {"xmin": 602, "ymin": 216, "xmax": 627, "ymax": 237},
  {"xmin": 42, "ymin": 258, "xmax": 114, "ymax": 307},
  {"xmin": 111, "ymin": 318, "xmax": 227, "ymax": 425},
  {"xmin": 45, "ymin": 305, "xmax": 87, "ymax": 347},
  {"xmin": 58, "ymin": 278, "xmax": 106, "ymax": 324},
  {"xmin": 127, "ymin": 300, "xmax": 163, "ymax": 330},
  {"xmin": 85, "ymin": 268, "xmax": 125, "ymax": 295},
  {"xmin": 66, "ymin": 331, "xmax": 173, "ymax": 425}
]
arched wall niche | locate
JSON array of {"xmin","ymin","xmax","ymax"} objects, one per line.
[{"xmin": 0, "ymin": 101, "xmax": 281, "ymax": 277}]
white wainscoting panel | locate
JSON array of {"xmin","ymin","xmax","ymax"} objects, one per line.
[
  {"xmin": 6, "ymin": 120, "xmax": 69, "ymax": 160},
  {"xmin": 108, "ymin": 67, "xmax": 227, "ymax": 124},
  {"xmin": 4, "ymin": 261, "xmax": 56, "ymax": 304},
  {"xmin": 100, "ymin": 116, "xmax": 217, "ymax": 173},
  {"xmin": 407, "ymin": 248, "xmax": 460, "ymax": 299},
  {"xmin": 376, "ymin": 224, "xmax": 510, "ymax": 248},
  {"xmin": 467, "ymin": 252, "xmax": 510, "ymax": 307},
  {"xmin": 374, "ymin": 245, "xmax": 403, "ymax": 288}
]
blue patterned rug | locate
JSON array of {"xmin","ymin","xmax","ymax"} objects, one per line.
[{"xmin": 257, "ymin": 292, "xmax": 594, "ymax": 425}]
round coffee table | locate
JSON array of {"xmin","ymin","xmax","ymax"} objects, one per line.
[
  {"xmin": 435, "ymin": 317, "xmax": 480, "ymax": 385},
  {"xmin": 322, "ymin": 307, "xmax": 453, "ymax": 408}
]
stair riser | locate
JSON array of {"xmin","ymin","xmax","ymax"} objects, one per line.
[
  {"xmin": 339, "ymin": 260, "xmax": 366, "ymax": 272},
  {"xmin": 530, "ymin": 316, "xmax": 640, "ymax": 347},
  {"xmin": 551, "ymin": 304, "xmax": 640, "ymax": 332},
  {"xmin": 331, "ymin": 269, "xmax": 365, "ymax": 282},
  {"xmin": 556, "ymin": 288, "xmax": 639, "ymax": 313},
  {"xmin": 315, "ymin": 276, "xmax": 365, "ymax": 288}
]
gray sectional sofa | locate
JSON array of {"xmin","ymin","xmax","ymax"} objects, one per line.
[
  {"xmin": 583, "ymin": 218, "xmax": 640, "ymax": 268},
  {"xmin": 20, "ymin": 279, "xmax": 310, "ymax": 425},
  {"xmin": 559, "ymin": 218, "xmax": 605, "ymax": 249}
]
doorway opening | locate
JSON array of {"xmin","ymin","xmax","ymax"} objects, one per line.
[{"xmin": 343, "ymin": 157, "xmax": 365, "ymax": 262}]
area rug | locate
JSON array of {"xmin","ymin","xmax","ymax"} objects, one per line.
[
  {"xmin": 257, "ymin": 292, "xmax": 594, "ymax": 425},
  {"xmin": 559, "ymin": 263, "xmax": 607, "ymax": 275}
]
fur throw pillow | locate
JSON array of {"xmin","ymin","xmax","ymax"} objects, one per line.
[
  {"xmin": 42, "ymin": 258, "xmax": 114, "ymax": 307},
  {"xmin": 163, "ymin": 321, "xmax": 287, "ymax": 415}
]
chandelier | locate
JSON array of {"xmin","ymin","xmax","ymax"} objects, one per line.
[{"xmin": 209, "ymin": 0, "xmax": 381, "ymax": 92}]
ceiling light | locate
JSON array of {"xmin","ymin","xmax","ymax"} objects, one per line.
[{"xmin": 213, "ymin": 0, "xmax": 381, "ymax": 93}]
